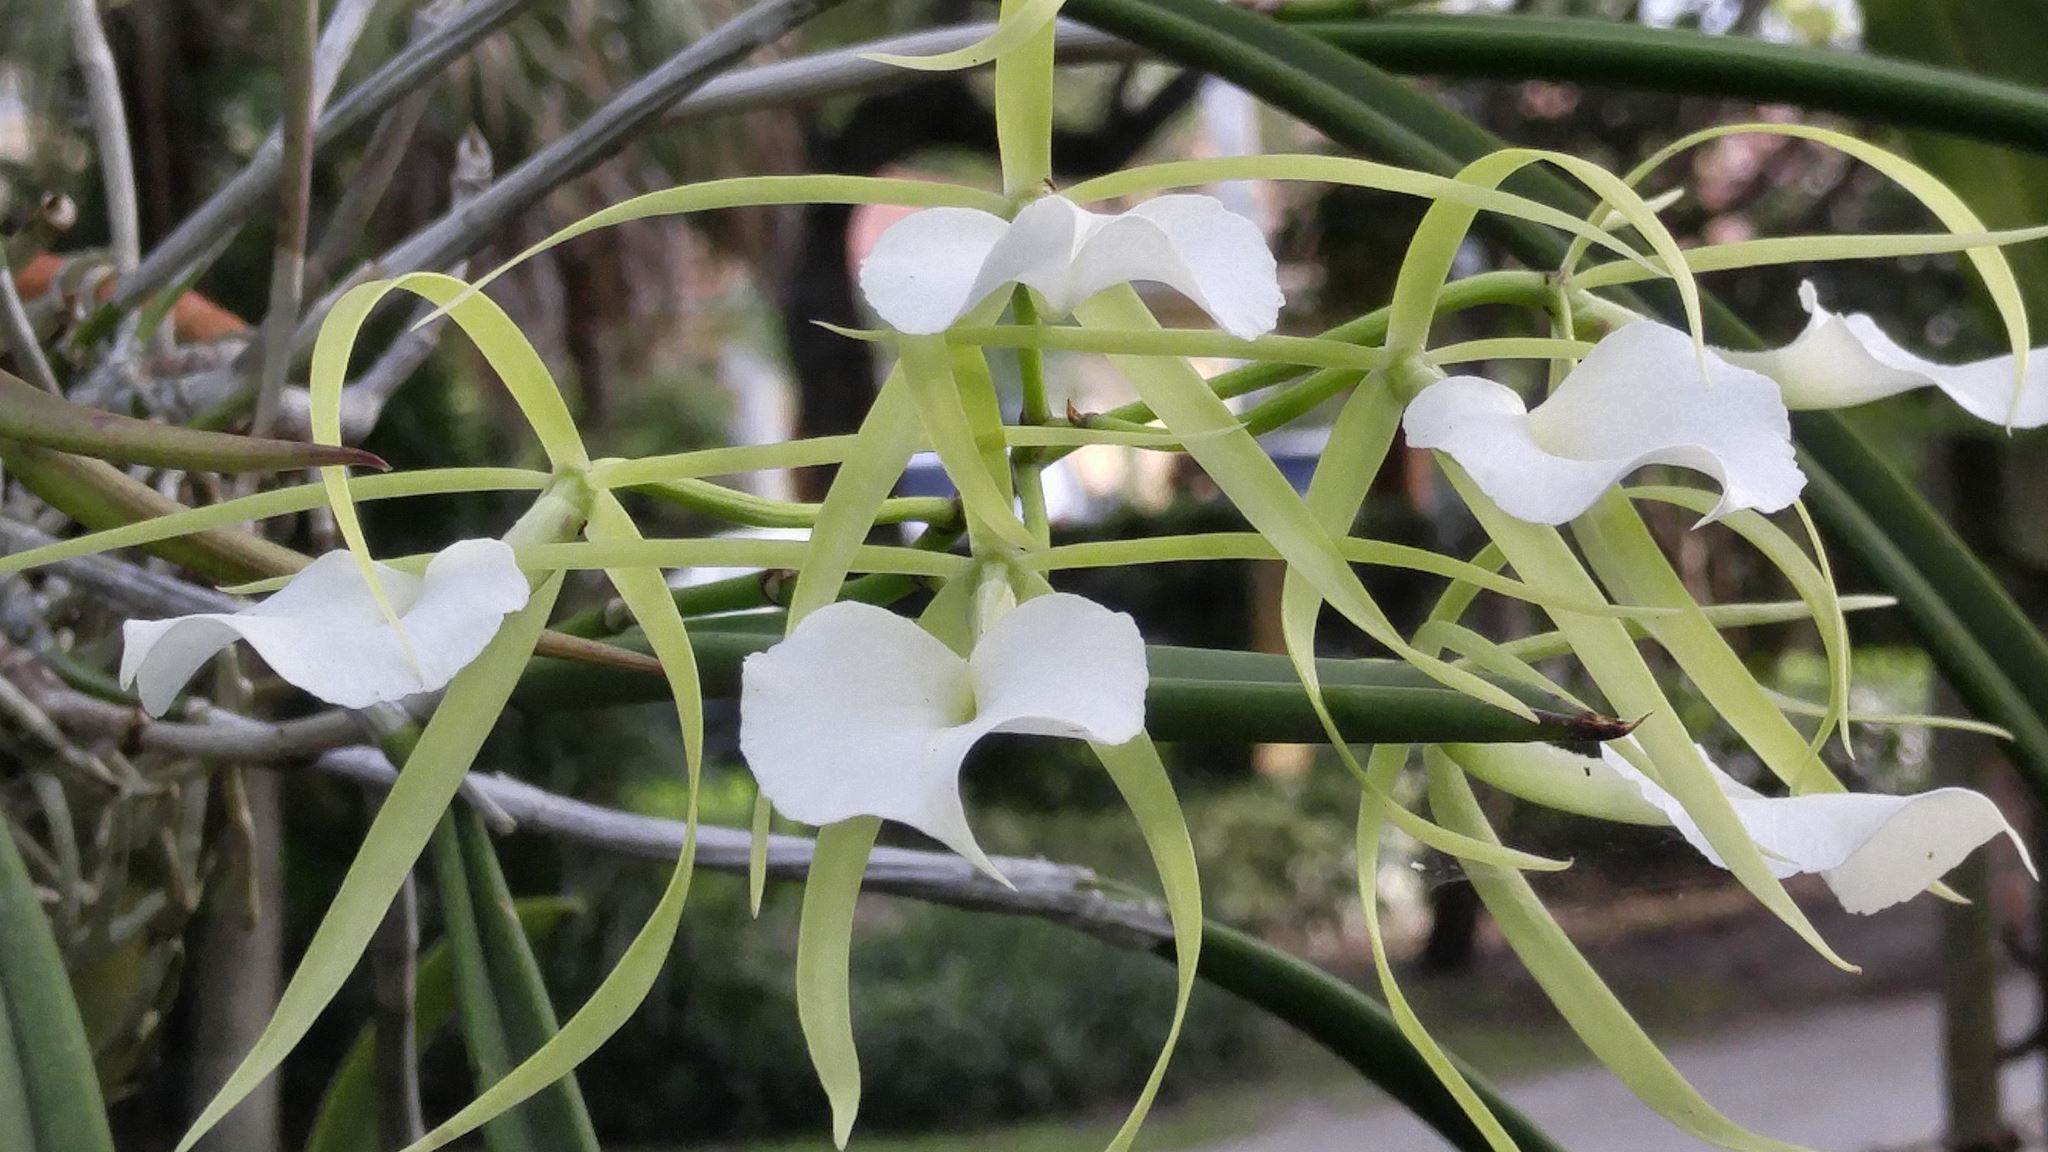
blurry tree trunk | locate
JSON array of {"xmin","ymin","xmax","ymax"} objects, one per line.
[
  {"xmin": 185, "ymin": 769, "xmax": 282, "ymax": 1152},
  {"xmin": 1934, "ymin": 443, "xmax": 2017, "ymax": 1152},
  {"xmin": 1938, "ymin": 722, "xmax": 2013, "ymax": 1152}
]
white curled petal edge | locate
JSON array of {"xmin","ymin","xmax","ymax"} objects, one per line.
[
  {"xmin": 1600, "ymin": 742, "xmax": 2034, "ymax": 915},
  {"xmin": 1404, "ymin": 321, "xmax": 1805, "ymax": 525},
  {"xmin": 119, "ymin": 538, "xmax": 531, "ymax": 716},
  {"xmin": 1724, "ymin": 281, "xmax": 2048, "ymax": 427},
  {"xmin": 857, "ymin": 194, "xmax": 1283, "ymax": 339},
  {"xmin": 856, "ymin": 207, "xmax": 1012, "ymax": 335},
  {"xmin": 739, "ymin": 594, "xmax": 1148, "ymax": 880}
]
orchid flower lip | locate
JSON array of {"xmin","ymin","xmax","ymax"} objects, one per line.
[
  {"xmin": 1724, "ymin": 280, "xmax": 2048, "ymax": 427},
  {"xmin": 738, "ymin": 593, "xmax": 1147, "ymax": 880},
  {"xmin": 1403, "ymin": 321, "xmax": 1805, "ymax": 526},
  {"xmin": 857, "ymin": 193, "xmax": 1284, "ymax": 340},
  {"xmin": 1599, "ymin": 741, "xmax": 2034, "ymax": 915},
  {"xmin": 119, "ymin": 538, "xmax": 532, "ymax": 717}
]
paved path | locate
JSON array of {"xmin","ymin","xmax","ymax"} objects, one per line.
[{"xmin": 1197, "ymin": 984, "xmax": 2045, "ymax": 1152}]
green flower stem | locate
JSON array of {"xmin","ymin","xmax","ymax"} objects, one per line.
[
  {"xmin": 1014, "ymin": 269, "xmax": 1555, "ymax": 467},
  {"xmin": 1012, "ymin": 289, "xmax": 1055, "ymax": 547},
  {"xmin": 514, "ymin": 623, "xmax": 1618, "ymax": 744},
  {"xmin": 627, "ymin": 478, "xmax": 957, "ymax": 531},
  {"xmin": 1294, "ymin": 14, "xmax": 2048, "ymax": 160}
]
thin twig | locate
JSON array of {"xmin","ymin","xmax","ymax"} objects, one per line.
[
  {"xmin": 249, "ymin": 0, "xmax": 322, "ymax": 438},
  {"xmin": 65, "ymin": 0, "xmax": 140, "ymax": 273},
  {"xmin": 293, "ymin": 0, "xmax": 852, "ymax": 349},
  {"xmin": 0, "ymin": 250, "xmax": 61, "ymax": 393},
  {"xmin": 370, "ymin": 873, "xmax": 425, "ymax": 1147},
  {"xmin": 99, "ymin": 0, "xmax": 540, "ymax": 326},
  {"xmin": 281, "ymin": 128, "xmax": 496, "ymax": 440},
  {"xmin": 303, "ymin": 1, "xmax": 463, "ymax": 298}
]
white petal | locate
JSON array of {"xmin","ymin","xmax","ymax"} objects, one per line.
[
  {"xmin": 1725, "ymin": 282, "xmax": 2048, "ymax": 427},
  {"xmin": 738, "ymin": 602, "xmax": 996, "ymax": 871},
  {"xmin": 1601, "ymin": 744, "xmax": 2033, "ymax": 915},
  {"xmin": 859, "ymin": 195, "xmax": 1283, "ymax": 339},
  {"xmin": 1073, "ymin": 195, "xmax": 1282, "ymax": 339},
  {"xmin": 119, "ymin": 539, "xmax": 529, "ymax": 716},
  {"xmin": 967, "ymin": 592, "xmax": 1148, "ymax": 745},
  {"xmin": 857, "ymin": 207, "xmax": 1011, "ymax": 334},
  {"xmin": 967, "ymin": 195, "xmax": 1096, "ymax": 317},
  {"xmin": 1404, "ymin": 322, "xmax": 1804, "ymax": 525}
]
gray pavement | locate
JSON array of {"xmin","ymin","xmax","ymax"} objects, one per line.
[{"xmin": 1195, "ymin": 983, "xmax": 2044, "ymax": 1152}]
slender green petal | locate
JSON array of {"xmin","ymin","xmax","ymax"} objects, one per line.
[
  {"xmin": 174, "ymin": 575, "xmax": 565, "ymax": 1152},
  {"xmin": 453, "ymin": 178, "xmax": 1006, "ymax": 315},
  {"xmin": 1626, "ymin": 486, "xmax": 1852, "ymax": 766},
  {"xmin": 789, "ymin": 371, "xmax": 925, "ymax": 625},
  {"xmin": 591, "ymin": 436, "xmax": 863, "ymax": 489},
  {"xmin": 898, "ymin": 335, "xmax": 1036, "ymax": 550},
  {"xmin": 1438, "ymin": 462, "xmax": 1850, "ymax": 970},
  {"xmin": 398, "ymin": 496, "xmax": 704, "ymax": 1152},
  {"xmin": 0, "ymin": 468, "xmax": 547, "ymax": 576},
  {"xmin": 1357, "ymin": 747, "xmax": 1521, "ymax": 1152},
  {"xmin": 514, "ymin": 539, "xmax": 968, "ymax": 579},
  {"xmin": 1425, "ymin": 752, "xmax": 1814, "ymax": 1152},
  {"xmin": 1574, "ymin": 492, "xmax": 1844, "ymax": 796},
  {"xmin": 1065, "ymin": 155, "xmax": 1646, "ymax": 267},
  {"xmin": 1074, "ymin": 288, "xmax": 1534, "ymax": 719},
  {"xmin": 794, "ymin": 817, "xmax": 881, "ymax": 1150}
]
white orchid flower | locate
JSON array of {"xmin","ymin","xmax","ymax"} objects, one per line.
[
  {"xmin": 120, "ymin": 539, "xmax": 531, "ymax": 717},
  {"xmin": 1603, "ymin": 744, "xmax": 2031, "ymax": 915},
  {"xmin": 1403, "ymin": 321, "xmax": 1805, "ymax": 525},
  {"xmin": 1725, "ymin": 281, "xmax": 2048, "ymax": 426},
  {"xmin": 857, "ymin": 193, "xmax": 1283, "ymax": 340},
  {"xmin": 739, "ymin": 593, "xmax": 1147, "ymax": 878}
]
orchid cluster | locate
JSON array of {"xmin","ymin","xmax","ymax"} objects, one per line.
[{"xmin": 14, "ymin": 11, "xmax": 2048, "ymax": 1152}]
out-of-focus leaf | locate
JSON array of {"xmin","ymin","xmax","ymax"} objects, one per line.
[
  {"xmin": 0, "ymin": 827, "xmax": 115, "ymax": 1152},
  {"xmin": 302, "ymin": 899, "xmax": 579, "ymax": 1152},
  {"xmin": 432, "ymin": 811, "xmax": 598, "ymax": 1152},
  {"xmin": 0, "ymin": 370, "xmax": 384, "ymax": 473}
]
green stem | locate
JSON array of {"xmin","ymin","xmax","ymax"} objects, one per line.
[
  {"xmin": 1017, "ymin": 269, "xmax": 1555, "ymax": 466},
  {"xmin": 627, "ymin": 478, "xmax": 957, "ymax": 531},
  {"xmin": 1012, "ymin": 289, "xmax": 1053, "ymax": 547},
  {"xmin": 1294, "ymin": 14, "xmax": 2048, "ymax": 159}
]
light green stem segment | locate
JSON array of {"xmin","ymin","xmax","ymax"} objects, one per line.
[
  {"xmin": 795, "ymin": 817, "xmax": 882, "ymax": 1150},
  {"xmin": 995, "ymin": 0, "xmax": 1056, "ymax": 195}
]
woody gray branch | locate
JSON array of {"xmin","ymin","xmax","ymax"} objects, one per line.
[
  {"xmin": 315, "ymin": 746, "xmax": 1175, "ymax": 945},
  {"xmin": 12, "ymin": 675, "xmax": 1171, "ymax": 944}
]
